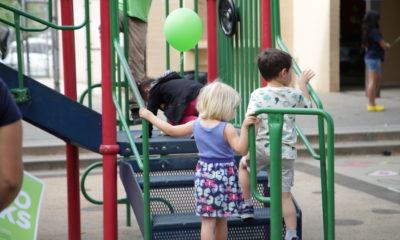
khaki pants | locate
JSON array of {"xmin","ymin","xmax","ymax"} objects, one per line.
[{"xmin": 119, "ymin": 12, "xmax": 147, "ymax": 107}]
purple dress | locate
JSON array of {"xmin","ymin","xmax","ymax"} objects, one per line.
[{"xmin": 193, "ymin": 119, "xmax": 243, "ymax": 218}]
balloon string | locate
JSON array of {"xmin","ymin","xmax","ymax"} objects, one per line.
[
  {"xmin": 391, "ymin": 36, "xmax": 400, "ymax": 46},
  {"xmin": 170, "ymin": 51, "xmax": 185, "ymax": 73}
]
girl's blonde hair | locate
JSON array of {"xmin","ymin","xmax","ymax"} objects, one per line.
[{"xmin": 196, "ymin": 81, "xmax": 240, "ymax": 121}]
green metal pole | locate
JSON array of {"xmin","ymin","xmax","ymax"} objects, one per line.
[
  {"xmin": 194, "ymin": 0, "xmax": 199, "ymax": 81},
  {"xmin": 165, "ymin": 0, "xmax": 170, "ymax": 70},
  {"xmin": 142, "ymin": 120, "xmax": 151, "ymax": 239},
  {"xmin": 249, "ymin": 125, "xmax": 270, "ymax": 203},
  {"xmin": 327, "ymin": 119, "xmax": 335, "ymax": 240},
  {"xmin": 122, "ymin": 0, "xmax": 130, "ymax": 124},
  {"xmin": 85, "ymin": 0, "xmax": 93, "ymax": 108},
  {"xmin": 179, "ymin": 0, "xmax": 184, "ymax": 76},
  {"xmin": 14, "ymin": 14, "xmax": 24, "ymax": 89},
  {"xmin": 126, "ymin": 203, "xmax": 131, "ymax": 227},
  {"xmin": 270, "ymin": 0, "xmax": 277, "ymax": 48},
  {"xmin": 268, "ymin": 113, "xmax": 284, "ymax": 240},
  {"xmin": 318, "ymin": 117, "xmax": 329, "ymax": 240}
]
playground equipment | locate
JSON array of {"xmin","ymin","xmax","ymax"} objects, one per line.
[{"xmin": 0, "ymin": 0, "xmax": 334, "ymax": 239}]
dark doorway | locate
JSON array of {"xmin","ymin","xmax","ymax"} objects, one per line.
[{"xmin": 340, "ymin": 0, "xmax": 366, "ymax": 88}]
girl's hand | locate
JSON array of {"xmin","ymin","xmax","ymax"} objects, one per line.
[
  {"xmin": 139, "ymin": 108, "xmax": 154, "ymax": 121},
  {"xmin": 297, "ymin": 69, "xmax": 315, "ymax": 86},
  {"xmin": 243, "ymin": 114, "xmax": 259, "ymax": 129}
]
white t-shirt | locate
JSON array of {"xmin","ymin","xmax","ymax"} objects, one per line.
[{"xmin": 246, "ymin": 86, "xmax": 312, "ymax": 159}]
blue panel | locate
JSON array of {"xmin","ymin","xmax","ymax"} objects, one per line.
[
  {"xmin": 0, "ymin": 63, "xmax": 102, "ymax": 153},
  {"xmin": 118, "ymin": 130, "xmax": 198, "ymax": 156},
  {"xmin": 119, "ymin": 160, "xmax": 145, "ymax": 235}
]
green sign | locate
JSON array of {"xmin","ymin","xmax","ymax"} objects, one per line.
[{"xmin": 0, "ymin": 172, "xmax": 45, "ymax": 240}]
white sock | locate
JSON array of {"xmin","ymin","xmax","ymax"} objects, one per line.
[
  {"xmin": 244, "ymin": 198, "xmax": 253, "ymax": 206},
  {"xmin": 285, "ymin": 230, "xmax": 297, "ymax": 240}
]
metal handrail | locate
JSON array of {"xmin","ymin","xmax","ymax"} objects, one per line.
[
  {"xmin": 113, "ymin": 41, "xmax": 146, "ymax": 169},
  {"xmin": 249, "ymin": 107, "xmax": 335, "ymax": 240},
  {"xmin": 112, "ymin": 33, "xmax": 151, "ymax": 239},
  {"xmin": 269, "ymin": 1, "xmax": 332, "ymax": 239},
  {"xmin": 81, "ymin": 161, "xmax": 128, "ymax": 205},
  {"xmin": 80, "ymin": 160, "xmax": 175, "ymax": 227},
  {"xmin": 0, "ymin": 0, "xmax": 53, "ymax": 32},
  {"xmin": 0, "ymin": 2, "xmax": 88, "ymax": 30},
  {"xmin": 0, "ymin": 0, "xmax": 93, "ymax": 105}
]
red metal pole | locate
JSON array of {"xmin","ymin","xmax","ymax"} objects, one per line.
[
  {"xmin": 60, "ymin": 0, "xmax": 81, "ymax": 239},
  {"xmin": 207, "ymin": 0, "xmax": 218, "ymax": 82},
  {"xmin": 100, "ymin": 0, "xmax": 118, "ymax": 239},
  {"xmin": 261, "ymin": 0, "xmax": 271, "ymax": 86}
]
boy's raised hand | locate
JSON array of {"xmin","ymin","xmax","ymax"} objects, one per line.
[{"xmin": 297, "ymin": 69, "xmax": 315, "ymax": 86}]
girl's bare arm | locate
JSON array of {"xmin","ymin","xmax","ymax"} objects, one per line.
[
  {"xmin": 139, "ymin": 108, "xmax": 194, "ymax": 137},
  {"xmin": 225, "ymin": 115, "xmax": 258, "ymax": 155}
]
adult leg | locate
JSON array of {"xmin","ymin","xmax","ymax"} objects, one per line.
[
  {"xmin": 127, "ymin": 16, "xmax": 147, "ymax": 86},
  {"xmin": 118, "ymin": 12, "xmax": 147, "ymax": 83},
  {"xmin": 215, "ymin": 217, "xmax": 228, "ymax": 240},
  {"xmin": 201, "ymin": 217, "xmax": 216, "ymax": 240},
  {"xmin": 0, "ymin": 26, "xmax": 13, "ymax": 60},
  {"xmin": 0, "ymin": 25, "xmax": 8, "ymax": 41}
]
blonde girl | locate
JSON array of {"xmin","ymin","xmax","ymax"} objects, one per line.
[{"xmin": 139, "ymin": 81, "xmax": 257, "ymax": 240}]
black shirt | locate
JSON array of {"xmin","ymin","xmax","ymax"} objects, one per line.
[
  {"xmin": 147, "ymin": 71, "xmax": 204, "ymax": 136},
  {"xmin": 0, "ymin": 78, "xmax": 22, "ymax": 127}
]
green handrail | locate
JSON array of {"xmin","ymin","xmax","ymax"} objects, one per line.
[
  {"xmin": 113, "ymin": 41, "xmax": 146, "ymax": 168},
  {"xmin": 0, "ymin": 2, "xmax": 89, "ymax": 30},
  {"xmin": 79, "ymin": 83, "xmax": 102, "ymax": 105},
  {"xmin": 80, "ymin": 160, "xmax": 132, "ymax": 227},
  {"xmin": 270, "ymin": 1, "xmax": 330, "ymax": 238},
  {"xmin": 81, "ymin": 161, "xmax": 128, "ymax": 205},
  {"xmin": 0, "ymin": 0, "xmax": 53, "ymax": 32},
  {"xmin": 80, "ymin": 160, "xmax": 175, "ymax": 226},
  {"xmin": 249, "ymin": 107, "xmax": 335, "ymax": 240},
  {"xmin": 0, "ymin": 0, "xmax": 93, "ymax": 106},
  {"xmin": 112, "ymin": 37, "xmax": 151, "ymax": 240}
]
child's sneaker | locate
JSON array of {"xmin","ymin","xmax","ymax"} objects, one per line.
[{"xmin": 240, "ymin": 204, "xmax": 254, "ymax": 220}]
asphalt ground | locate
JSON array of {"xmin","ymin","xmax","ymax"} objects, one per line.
[{"xmin": 22, "ymin": 87, "xmax": 400, "ymax": 239}]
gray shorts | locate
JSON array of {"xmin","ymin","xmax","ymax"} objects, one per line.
[{"xmin": 241, "ymin": 141, "xmax": 295, "ymax": 192}]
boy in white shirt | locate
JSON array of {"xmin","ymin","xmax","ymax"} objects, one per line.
[{"xmin": 239, "ymin": 48, "xmax": 315, "ymax": 240}]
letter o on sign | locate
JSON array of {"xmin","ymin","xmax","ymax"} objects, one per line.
[{"xmin": 15, "ymin": 191, "xmax": 31, "ymax": 209}]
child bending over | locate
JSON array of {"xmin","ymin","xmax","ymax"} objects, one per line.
[{"xmin": 139, "ymin": 70, "xmax": 204, "ymax": 137}]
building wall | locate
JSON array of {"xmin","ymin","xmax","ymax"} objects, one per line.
[
  {"xmin": 147, "ymin": 0, "xmax": 208, "ymax": 79},
  {"xmin": 291, "ymin": 0, "xmax": 339, "ymax": 92},
  {"xmin": 381, "ymin": 0, "xmax": 400, "ymax": 86},
  {"xmin": 70, "ymin": 0, "xmax": 340, "ymax": 93}
]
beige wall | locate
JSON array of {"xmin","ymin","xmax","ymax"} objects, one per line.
[
  {"xmin": 381, "ymin": 0, "xmax": 400, "ymax": 86},
  {"xmin": 147, "ymin": 0, "xmax": 208, "ymax": 79},
  {"xmin": 290, "ymin": 0, "xmax": 339, "ymax": 92}
]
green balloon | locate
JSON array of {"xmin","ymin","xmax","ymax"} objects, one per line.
[{"xmin": 164, "ymin": 8, "xmax": 203, "ymax": 52}]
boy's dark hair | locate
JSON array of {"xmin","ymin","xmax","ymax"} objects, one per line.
[{"xmin": 257, "ymin": 48, "xmax": 292, "ymax": 81}]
